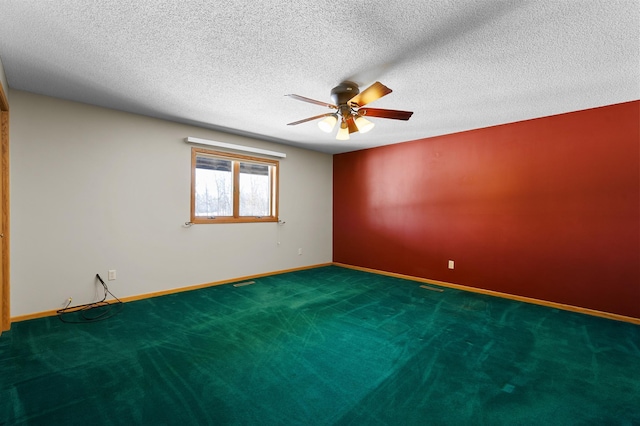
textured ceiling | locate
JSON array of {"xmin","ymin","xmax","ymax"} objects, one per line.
[{"xmin": 0, "ymin": 0, "xmax": 638, "ymax": 154}]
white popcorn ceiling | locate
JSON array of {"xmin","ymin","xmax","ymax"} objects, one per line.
[{"xmin": 0, "ymin": 0, "xmax": 637, "ymax": 154}]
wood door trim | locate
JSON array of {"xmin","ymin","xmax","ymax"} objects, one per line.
[{"xmin": 0, "ymin": 82, "xmax": 9, "ymax": 333}]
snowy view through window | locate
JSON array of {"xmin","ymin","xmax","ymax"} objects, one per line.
[{"xmin": 195, "ymin": 162, "xmax": 270, "ymax": 217}]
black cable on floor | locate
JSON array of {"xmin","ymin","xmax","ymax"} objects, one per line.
[{"xmin": 56, "ymin": 274, "xmax": 123, "ymax": 323}]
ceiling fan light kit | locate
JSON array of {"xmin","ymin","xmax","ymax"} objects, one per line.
[
  {"xmin": 287, "ymin": 81, "xmax": 413, "ymax": 141},
  {"xmin": 336, "ymin": 124, "xmax": 350, "ymax": 141},
  {"xmin": 354, "ymin": 116, "xmax": 375, "ymax": 133},
  {"xmin": 318, "ymin": 114, "xmax": 338, "ymax": 133}
]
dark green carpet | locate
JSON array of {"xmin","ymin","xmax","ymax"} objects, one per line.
[{"xmin": 1, "ymin": 266, "xmax": 639, "ymax": 425}]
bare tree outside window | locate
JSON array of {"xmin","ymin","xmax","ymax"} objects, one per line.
[
  {"xmin": 191, "ymin": 148, "xmax": 278, "ymax": 224},
  {"xmin": 195, "ymin": 168, "xmax": 232, "ymax": 217},
  {"xmin": 239, "ymin": 163, "xmax": 270, "ymax": 216}
]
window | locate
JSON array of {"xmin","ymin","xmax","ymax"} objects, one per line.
[{"xmin": 191, "ymin": 148, "xmax": 279, "ymax": 223}]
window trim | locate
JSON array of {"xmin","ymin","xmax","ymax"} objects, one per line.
[{"xmin": 191, "ymin": 148, "xmax": 279, "ymax": 224}]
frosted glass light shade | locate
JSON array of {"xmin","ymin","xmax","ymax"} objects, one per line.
[
  {"xmin": 354, "ymin": 116, "xmax": 375, "ymax": 133},
  {"xmin": 318, "ymin": 115, "xmax": 338, "ymax": 133},
  {"xmin": 336, "ymin": 125, "xmax": 350, "ymax": 140}
]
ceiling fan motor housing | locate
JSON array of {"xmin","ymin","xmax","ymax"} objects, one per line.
[{"xmin": 330, "ymin": 81, "xmax": 359, "ymax": 106}]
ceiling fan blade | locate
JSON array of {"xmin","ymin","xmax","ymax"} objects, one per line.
[
  {"xmin": 348, "ymin": 81, "xmax": 392, "ymax": 107},
  {"xmin": 359, "ymin": 108, "xmax": 414, "ymax": 121},
  {"xmin": 287, "ymin": 113, "xmax": 335, "ymax": 126},
  {"xmin": 346, "ymin": 116, "xmax": 359, "ymax": 134},
  {"xmin": 285, "ymin": 94, "xmax": 337, "ymax": 109}
]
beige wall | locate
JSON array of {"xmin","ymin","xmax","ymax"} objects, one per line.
[
  {"xmin": 0, "ymin": 55, "xmax": 7, "ymax": 100},
  {"xmin": 9, "ymin": 90, "xmax": 333, "ymax": 317}
]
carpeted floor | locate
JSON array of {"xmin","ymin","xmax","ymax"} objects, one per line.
[{"xmin": 1, "ymin": 266, "xmax": 639, "ymax": 425}]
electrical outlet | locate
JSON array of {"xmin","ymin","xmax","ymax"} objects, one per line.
[
  {"xmin": 108, "ymin": 269, "xmax": 117, "ymax": 281},
  {"xmin": 298, "ymin": 248, "xmax": 303, "ymax": 255},
  {"xmin": 448, "ymin": 260, "xmax": 455, "ymax": 269}
]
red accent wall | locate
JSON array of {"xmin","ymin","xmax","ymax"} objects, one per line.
[{"xmin": 334, "ymin": 101, "xmax": 640, "ymax": 318}]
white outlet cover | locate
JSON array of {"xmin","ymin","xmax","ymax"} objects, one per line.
[{"xmin": 448, "ymin": 260, "xmax": 455, "ymax": 269}]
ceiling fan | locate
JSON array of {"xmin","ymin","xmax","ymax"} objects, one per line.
[{"xmin": 286, "ymin": 81, "xmax": 413, "ymax": 140}]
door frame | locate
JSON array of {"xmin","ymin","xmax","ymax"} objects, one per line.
[{"xmin": 0, "ymin": 82, "xmax": 9, "ymax": 333}]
